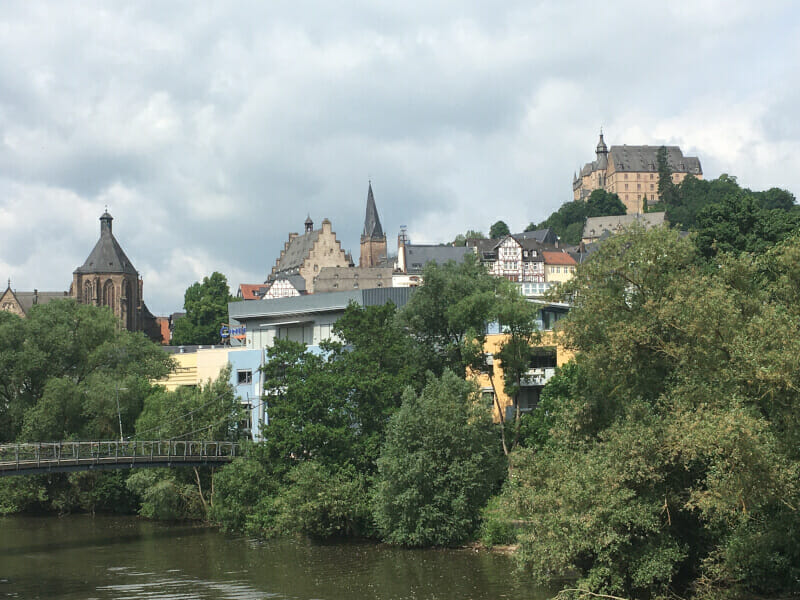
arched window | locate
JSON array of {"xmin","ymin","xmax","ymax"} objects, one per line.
[
  {"xmin": 103, "ymin": 279, "xmax": 115, "ymax": 313},
  {"xmin": 83, "ymin": 282, "xmax": 92, "ymax": 304}
]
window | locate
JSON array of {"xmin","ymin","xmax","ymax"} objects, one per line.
[
  {"xmin": 637, "ymin": 183, "xmax": 641, "ymax": 190},
  {"xmin": 624, "ymin": 183, "xmax": 629, "ymax": 190},
  {"xmin": 237, "ymin": 370, "xmax": 253, "ymax": 385},
  {"xmin": 650, "ymin": 184, "xmax": 654, "ymax": 190}
]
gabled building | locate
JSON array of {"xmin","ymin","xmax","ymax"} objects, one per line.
[
  {"xmin": 468, "ymin": 235, "xmax": 546, "ymax": 284},
  {"xmin": 582, "ymin": 212, "xmax": 666, "ymax": 244},
  {"xmin": 70, "ymin": 211, "xmax": 160, "ymax": 340},
  {"xmin": 268, "ymin": 216, "xmax": 352, "ymax": 295},
  {"xmin": 573, "ymin": 132, "xmax": 703, "ymax": 214},
  {"xmin": 0, "ymin": 282, "xmax": 68, "ymax": 317},
  {"xmin": 542, "ymin": 251, "xmax": 577, "ymax": 284}
]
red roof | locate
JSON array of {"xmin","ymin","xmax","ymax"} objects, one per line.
[
  {"xmin": 542, "ymin": 251, "xmax": 576, "ymax": 266},
  {"xmin": 238, "ymin": 284, "xmax": 265, "ymax": 300}
]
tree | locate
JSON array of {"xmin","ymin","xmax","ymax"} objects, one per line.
[
  {"xmin": 172, "ymin": 272, "xmax": 235, "ymax": 345},
  {"xmin": 657, "ymin": 145, "xmax": 680, "ymax": 208},
  {"xmin": 373, "ymin": 371, "xmax": 505, "ymax": 546},
  {"xmin": 695, "ymin": 193, "xmax": 800, "ymax": 259},
  {"xmin": 489, "ymin": 220, "xmax": 510, "ymax": 239},
  {"xmin": 586, "ymin": 188, "xmax": 626, "ymax": 216},
  {"xmin": 128, "ymin": 367, "xmax": 245, "ymax": 520},
  {"xmin": 528, "ymin": 190, "xmax": 625, "ymax": 245},
  {"xmin": 499, "ymin": 227, "xmax": 800, "ymax": 598},
  {"xmin": 261, "ymin": 303, "xmax": 422, "ymax": 476},
  {"xmin": 452, "ymin": 229, "xmax": 486, "ymax": 246},
  {"xmin": 491, "ymin": 286, "xmax": 541, "ymax": 459},
  {"xmin": 399, "ymin": 254, "xmax": 499, "ymax": 377}
]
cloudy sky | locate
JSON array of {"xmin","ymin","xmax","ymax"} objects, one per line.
[{"xmin": 1, "ymin": 1, "xmax": 799, "ymax": 314}]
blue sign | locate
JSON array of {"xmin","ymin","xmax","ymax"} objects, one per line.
[{"xmin": 219, "ymin": 325, "xmax": 229, "ymax": 338}]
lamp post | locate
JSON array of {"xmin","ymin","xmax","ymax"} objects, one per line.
[{"xmin": 115, "ymin": 383, "xmax": 128, "ymax": 441}]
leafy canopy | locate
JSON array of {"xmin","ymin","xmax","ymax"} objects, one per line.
[{"xmin": 172, "ymin": 272, "xmax": 236, "ymax": 345}]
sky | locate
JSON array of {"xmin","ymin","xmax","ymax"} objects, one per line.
[{"xmin": 1, "ymin": 0, "xmax": 799, "ymax": 315}]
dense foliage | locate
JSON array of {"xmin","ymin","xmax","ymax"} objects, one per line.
[
  {"xmin": 495, "ymin": 227, "xmax": 800, "ymax": 599},
  {"xmin": 528, "ymin": 189, "xmax": 626, "ymax": 244},
  {"xmin": 171, "ymin": 271, "xmax": 236, "ymax": 345},
  {"xmin": 489, "ymin": 220, "xmax": 511, "ymax": 239},
  {"xmin": 373, "ymin": 371, "xmax": 505, "ymax": 546}
]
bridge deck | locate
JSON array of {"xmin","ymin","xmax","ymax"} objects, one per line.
[{"xmin": 0, "ymin": 440, "xmax": 241, "ymax": 477}]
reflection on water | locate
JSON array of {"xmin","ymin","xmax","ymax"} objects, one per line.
[{"xmin": 0, "ymin": 515, "xmax": 551, "ymax": 600}]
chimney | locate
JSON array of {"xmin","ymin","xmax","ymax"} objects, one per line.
[{"xmin": 33, "ymin": 289, "xmax": 38, "ymax": 305}]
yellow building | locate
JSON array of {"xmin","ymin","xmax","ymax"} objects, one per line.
[
  {"xmin": 472, "ymin": 304, "xmax": 573, "ymax": 422},
  {"xmin": 573, "ymin": 132, "xmax": 703, "ymax": 214},
  {"xmin": 158, "ymin": 346, "xmax": 240, "ymax": 391}
]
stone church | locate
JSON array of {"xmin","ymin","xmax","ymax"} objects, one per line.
[{"xmin": 69, "ymin": 211, "xmax": 160, "ymax": 340}]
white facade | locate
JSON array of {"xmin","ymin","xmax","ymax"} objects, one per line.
[{"xmin": 485, "ymin": 237, "xmax": 545, "ymax": 283}]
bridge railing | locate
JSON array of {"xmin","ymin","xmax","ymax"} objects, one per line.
[{"xmin": 0, "ymin": 440, "xmax": 241, "ymax": 472}]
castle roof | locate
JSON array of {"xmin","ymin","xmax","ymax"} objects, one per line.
[
  {"xmin": 75, "ymin": 212, "xmax": 139, "ymax": 276},
  {"xmin": 609, "ymin": 145, "xmax": 702, "ymax": 175}
]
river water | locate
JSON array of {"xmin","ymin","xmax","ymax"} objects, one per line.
[{"xmin": 0, "ymin": 515, "xmax": 552, "ymax": 599}]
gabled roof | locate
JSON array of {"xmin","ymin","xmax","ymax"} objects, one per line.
[
  {"xmin": 75, "ymin": 212, "xmax": 138, "ymax": 275},
  {"xmin": 1, "ymin": 285, "xmax": 68, "ymax": 316},
  {"xmin": 238, "ymin": 284, "xmax": 268, "ymax": 300},
  {"xmin": 514, "ymin": 228, "xmax": 558, "ymax": 245},
  {"xmin": 362, "ymin": 182, "xmax": 384, "ymax": 240},
  {"xmin": 609, "ymin": 145, "xmax": 702, "ymax": 175},
  {"xmin": 583, "ymin": 212, "xmax": 666, "ymax": 239},
  {"xmin": 273, "ymin": 229, "xmax": 321, "ymax": 275},
  {"xmin": 542, "ymin": 251, "xmax": 577, "ymax": 266},
  {"xmin": 404, "ymin": 245, "xmax": 471, "ymax": 274}
]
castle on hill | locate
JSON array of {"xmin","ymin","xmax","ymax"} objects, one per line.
[{"xmin": 573, "ymin": 132, "xmax": 703, "ymax": 214}]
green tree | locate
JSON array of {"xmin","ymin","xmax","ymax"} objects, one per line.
[
  {"xmin": 695, "ymin": 193, "xmax": 799, "ymax": 259},
  {"xmin": 500, "ymin": 227, "xmax": 800, "ymax": 598},
  {"xmin": 657, "ymin": 145, "xmax": 680, "ymax": 208},
  {"xmin": 489, "ymin": 220, "xmax": 510, "ymax": 239},
  {"xmin": 491, "ymin": 286, "xmax": 541, "ymax": 458},
  {"xmin": 373, "ymin": 371, "xmax": 505, "ymax": 546},
  {"xmin": 528, "ymin": 190, "xmax": 625, "ymax": 245},
  {"xmin": 400, "ymin": 254, "xmax": 500, "ymax": 377},
  {"xmin": 128, "ymin": 367, "xmax": 245, "ymax": 520},
  {"xmin": 172, "ymin": 272, "xmax": 236, "ymax": 345},
  {"xmin": 452, "ymin": 229, "xmax": 486, "ymax": 246}
]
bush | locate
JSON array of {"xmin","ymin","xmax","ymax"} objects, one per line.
[{"xmin": 373, "ymin": 371, "xmax": 505, "ymax": 546}]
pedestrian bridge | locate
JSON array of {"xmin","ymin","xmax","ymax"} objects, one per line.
[{"xmin": 0, "ymin": 440, "xmax": 242, "ymax": 477}]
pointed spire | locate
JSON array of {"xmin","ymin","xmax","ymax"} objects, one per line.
[
  {"xmin": 362, "ymin": 181, "xmax": 384, "ymax": 239},
  {"xmin": 304, "ymin": 214, "xmax": 313, "ymax": 233},
  {"xmin": 596, "ymin": 129, "xmax": 608, "ymax": 155}
]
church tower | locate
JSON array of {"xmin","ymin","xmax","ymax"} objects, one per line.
[
  {"xmin": 71, "ymin": 210, "xmax": 149, "ymax": 334},
  {"xmin": 359, "ymin": 182, "xmax": 387, "ymax": 268}
]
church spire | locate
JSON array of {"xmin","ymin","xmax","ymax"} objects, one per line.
[{"xmin": 362, "ymin": 180, "xmax": 384, "ymax": 240}]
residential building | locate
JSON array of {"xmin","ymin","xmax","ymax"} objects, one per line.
[
  {"xmin": 542, "ymin": 251, "xmax": 577, "ymax": 284},
  {"xmin": 237, "ymin": 284, "xmax": 268, "ymax": 300},
  {"xmin": 582, "ymin": 212, "xmax": 667, "ymax": 244},
  {"xmin": 473, "ymin": 302, "xmax": 573, "ymax": 422},
  {"xmin": 573, "ymin": 132, "xmax": 703, "ymax": 214},
  {"xmin": 394, "ymin": 242, "xmax": 472, "ymax": 287},
  {"xmin": 468, "ymin": 234, "xmax": 547, "ymax": 295},
  {"xmin": 158, "ymin": 345, "xmax": 266, "ymax": 440}
]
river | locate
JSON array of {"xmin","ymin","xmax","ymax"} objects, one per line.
[{"xmin": 0, "ymin": 515, "xmax": 553, "ymax": 599}]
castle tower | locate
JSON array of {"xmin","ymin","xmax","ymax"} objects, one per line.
[{"xmin": 359, "ymin": 181, "xmax": 387, "ymax": 268}]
